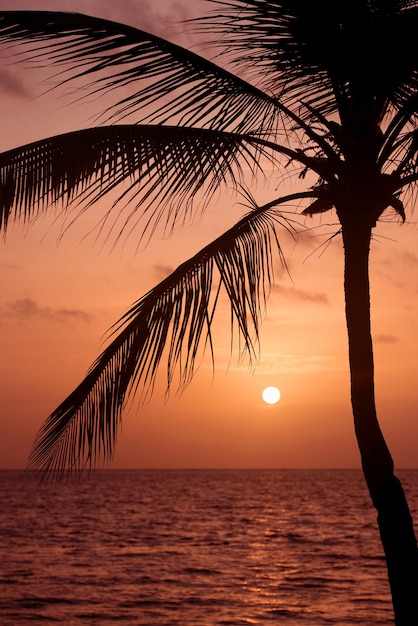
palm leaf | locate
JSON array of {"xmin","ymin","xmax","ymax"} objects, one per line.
[
  {"xmin": 0, "ymin": 10, "xmax": 284, "ymax": 134},
  {"xmin": 0, "ymin": 125, "xmax": 274, "ymax": 240},
  {"xmin": 199, "ymin": 0, "xmax": 418, "ymax": 120},
  {"xmin": 26, "ymin": 193, "xmax": 310, "ymax": 480},
  {"xmin": 378, "ymin": 92, "xmax": 418, "ymax": 171}
]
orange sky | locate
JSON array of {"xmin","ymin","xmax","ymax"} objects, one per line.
[{"xmin": 1, "ymin": 0, "xmax": 418, "ymax": 470}]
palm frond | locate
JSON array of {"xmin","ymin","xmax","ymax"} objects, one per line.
[
  {"xmin": 378, "ymin": 93, "xmax": 418, "ymax": 171},
  {"xmin": 198, "ymin": 0, "xmax": 418, "ymax": 120},
  {"xmin": 0, "ymin": 10, "xmax": 284, "ymax": 134},
  {"xmin": 26, "ymin": 193, "xmax": 310, "ymax": 480},
  {"xmin": 0, "ymin": 125, "xmax": 273, "ymax": 241}
]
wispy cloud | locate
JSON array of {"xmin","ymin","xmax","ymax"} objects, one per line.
[
  {"xmin": 374, "ymin": 333, "xmax": 399, "ymax": 344},
  {"xmin": 0, "ymin": 261, "xmax": 21, "ymax": 271},
  {"xmin": 79, "ymin": 0, "xmax": 199, "ymax": 43},
  {"xmin": 255, "ymin": 350, "xmax": 338, "ymax": 374},
  {"xmin": 398, "ymin": 250, "xmax": 418, "ymax": 268},
  {"xmin": 0, "ymin": 68, "xmax": 30, "ymax": 99},
  {"xmin": 273, "ymin": 284, "xmax": 329, "ymax": 304},
  {"xmin": 153, "ymin": 263, "xmax": 173, "ymax": 281},
  {"xmin": 203, "ymin": 342, "xmax": 339, "ymax": 375},
  {"xmin": 375, "ymin": 248, "xmax": 418, "ymax": 291},
  {"xmin": 4, "ymin": 297, "xmax": 91, "ymax": 325}
]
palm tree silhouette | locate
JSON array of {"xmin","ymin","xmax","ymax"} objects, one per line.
[{"xmin": 1, "ymin": 1, "xmax": 418, "ymax": 623}]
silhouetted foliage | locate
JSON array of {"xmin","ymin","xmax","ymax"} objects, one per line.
[{"xmin": 1, "ymin": 2, "xmax": 418, "ymax": 623}]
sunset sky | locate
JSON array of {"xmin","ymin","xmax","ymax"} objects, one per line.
[{"xmin": 1, "ymin": 0, "xmax": 418, "ymax": 470}]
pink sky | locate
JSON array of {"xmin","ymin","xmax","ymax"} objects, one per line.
[{"xmin": 1, "ymin": 0, "xmax": 418, "ymax": 470}]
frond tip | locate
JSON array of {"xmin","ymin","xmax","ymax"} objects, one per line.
[
  {"xmin": 27, "ymin": 200, "xmax": 294, "ymax": 481},
  {"xmin": 302, "ymin": 198, "xmax": 333, "ymax": 217}
]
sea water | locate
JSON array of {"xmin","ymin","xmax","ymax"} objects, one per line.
[{"xmin": 1, "ymin": 469, "xmax": 418, "ymax": 625}]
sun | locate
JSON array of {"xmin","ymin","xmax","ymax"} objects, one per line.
[{"xmin": 262, "ymin": 386, "xmax": 281, "ymax": 405}]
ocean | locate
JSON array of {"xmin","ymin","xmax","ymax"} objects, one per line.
[{"xmin": 1, "ymin": 469, "xmax": 418, "ymax": 625}]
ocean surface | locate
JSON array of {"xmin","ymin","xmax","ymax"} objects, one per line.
[{"xmin": 1, "ymin": 469, "xmax": 418, "ymax": 625}]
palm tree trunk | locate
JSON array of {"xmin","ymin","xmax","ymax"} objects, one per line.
[{"xmin": 341, "ymin": 219, "xmax": 418, "ymax": 625}]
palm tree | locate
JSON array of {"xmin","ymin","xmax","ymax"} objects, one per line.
[{"xmin": 1, "ymin": 1, "xmax": 418, "ymax": 622}]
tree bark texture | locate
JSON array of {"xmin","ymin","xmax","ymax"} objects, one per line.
[{"xmin": 342, "ymin": 220, "xmax": 418, "ymax": 625}]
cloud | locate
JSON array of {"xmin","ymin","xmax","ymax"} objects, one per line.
[
  {"xmin": 0, "ymin": 261, "xmax": 21, "ymax": 271},
  {"xmin": 374, "ymin": 333, "xmax": 399, "ymax": 344},
  {"xmin": 4, "ymin": 297, "xmax": 91, "ymax": 325},
  {"xmin": 378, "ymin": 248, "xmax": 418, "ymax": 270},
  {"xmin": 263, "ymin": 351, "xmax": 337, "ymax": 373},
  {"xmin": 372, "ymin": 247, "xmax": 418, "ymax": 295},
  {"xmin": 225, "ymin": 350, "xmax": 338, "ymax": 375},
  {"xmin": 78, "ymin": 0, "xmax": 199, "ymax": 43},
  {"xmin": 153, "ymin": 263, "xmax": 174, "ymax": 281},
  {"xmin": 399, "ymin": 250, "xmax": 418, "ymax": 268},
  {"xmin": 273, "ymin": 284, "xmax": 329, "ymax": 304},
  {"xmin": 0, "ymin": 68, "xmax": 30, "ymax": 99}
]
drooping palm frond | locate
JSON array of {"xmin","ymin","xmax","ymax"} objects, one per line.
[
  {"xmin": 378, "ymin": 93, "xmax": 418, "ymax": 172},
  {"xmin": 0, "ymin": 125, "xmax": 279, "ymax": 240},
  {"xmin": 0, "ymin": 10, "xmax": 285, "ymax": 134},
  {"xmin": 26, "ymin": 193, "xmax": 311, "ymax": 480},
  {"xmin": 198, "ymin": 0, "xmax": 418, "ymax": 123}
]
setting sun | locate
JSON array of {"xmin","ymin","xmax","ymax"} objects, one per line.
[{"xmin": 262, "ymin": 386, "xmax": 281, "ymax": 405}]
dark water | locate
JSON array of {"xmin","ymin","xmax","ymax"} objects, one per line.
[{"xmin": 1, "ymin": 469, "xmax": 418, "ymax": 625}]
